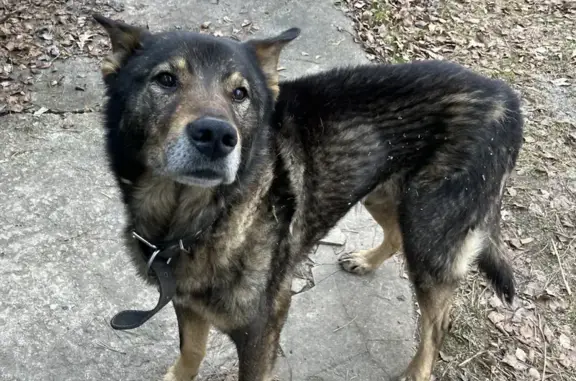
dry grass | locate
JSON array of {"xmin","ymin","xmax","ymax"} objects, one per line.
[{"xmin": 342, "ymin": 0, "xmax": 576, "ymax": 379}]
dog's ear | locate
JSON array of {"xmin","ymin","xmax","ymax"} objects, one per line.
[
  {"xmin": 93, "ymin": 14, "xmax": 149, "ymax": 77},
  {"xmin": 245, "ymin": 28, "xmax": 301, "ymax": 99}
]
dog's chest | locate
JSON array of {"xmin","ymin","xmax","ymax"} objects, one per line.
[
  {"xmin": 175, "ymin": 192, "xmax": 278, "ymax": 328},
  {"xmin": 125, "ymin": 172, "xmax": 279, "ymax": 329}
]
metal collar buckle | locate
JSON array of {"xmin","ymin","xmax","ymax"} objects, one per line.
[{"xmin": 131, "ymin": 231, "xmax": 171, "ymax": 273}]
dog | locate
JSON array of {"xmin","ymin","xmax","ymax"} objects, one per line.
[{"xmin": 93, "ymin": 14, "xmax": 523, "ymax": 381}]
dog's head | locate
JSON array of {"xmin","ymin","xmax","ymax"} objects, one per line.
[{"xmin": 93, "ymin": 15, "xmax": 299, "ymax": 188}]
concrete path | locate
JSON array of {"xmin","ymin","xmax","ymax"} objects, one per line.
[{"xmin": 0, "ymin": 1, "xmax": 416, "ymax": 380}]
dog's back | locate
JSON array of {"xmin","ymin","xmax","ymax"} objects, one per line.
[{"xmin": 274, "ymin": 61, "xmax": 522, "ymax": 380}]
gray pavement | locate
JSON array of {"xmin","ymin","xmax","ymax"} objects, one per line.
[{"xmin": 0, "ymin": 1, "xmax": 416, "ymax": 380}]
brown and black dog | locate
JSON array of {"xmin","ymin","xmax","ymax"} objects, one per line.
[{"xmin": 93, "ymin": 14, "xmax": 523, "ymax": 381}]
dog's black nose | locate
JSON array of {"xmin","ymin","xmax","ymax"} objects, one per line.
[{"xmin": 186, "ymin": 117, "xmax": 238, "ymax": 159}]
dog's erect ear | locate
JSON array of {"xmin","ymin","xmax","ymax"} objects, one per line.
[
  {"xmin": 245, "ymin": 28, "xmax": 301, "ymax": 99},
  {"xmin": 93, "ymin": 14, "xmax": 149, "ymax": 77}
]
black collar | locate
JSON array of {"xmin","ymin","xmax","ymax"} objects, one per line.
[{"xmin": 109, "ymin": 231, "xmax": 189, "ymax": 330}]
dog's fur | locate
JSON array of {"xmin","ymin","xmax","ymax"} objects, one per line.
[{"xmin": 94, "ymin": 15, "xmax": 523, "ymax": 381}]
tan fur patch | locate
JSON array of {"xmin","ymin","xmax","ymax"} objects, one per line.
[
  {"xmin": 253, "ymin": 47, "xmax": 282, "ymax": 99},
  {"xmin": 340, "ymin": 181, "xmax": 403, "ymax": 274},
  {"xmin": 402, "ymin": 285, "xmax": 456, "ymax": 381},
  {"xmin": 490, "ymin": 99, "xmax": 507, "ymax": 123},
  {"xmin": 130, "ymin": 172, "xmax": 179, "ymax": 238},
  {"xmin": 101, "ymin": 53, "xmax": 124, "ymax": 76},
  {"xmin": 441, "ymin": 92, "xmax": 479, "ymax": 105},
  {"xmin": 168, "ymin": 186, "xmax": 214, "ymax": 235},
  {"xmin": 163, "ymin": 310, "xmax": 210, "ymax": 381},
  {"xmin": 172, "ymin": 57, "xmax": 187, "ymax": 71},
  {"xmin": 226, "ymin": 71, "xmax": 247, "ymax": 88},
  {"xmin": 167, "ymin": 105, "xmax": 197, "ymax": 142}
]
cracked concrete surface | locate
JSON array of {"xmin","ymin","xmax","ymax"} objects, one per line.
[{"xmin": 1, "ymin": 1, "xmax": 416, "ymax": 380}]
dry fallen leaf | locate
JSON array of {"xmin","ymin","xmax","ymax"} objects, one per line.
[
  {"xmin": 0, "ymin": 1, "xmax": 121, "ymax": 115},
  {"xmin": 509, "ymin": 238, "xmax": 523, "ymax": 249},
  {"xmin": 488, "ymin": 311, "xmax": 506, "ymax": 325},
  {"xmin": 544, "ymin": 325, "xmax": 554, "ymax": 343},
  {"xmin": 515, "ymin": 347, "xmax": 527, "ymax": 363},
  {"xmin": 502, "ymin": 352, "xmax": 528, "ymax": 371},
  {"xmin": 559, "ymin": 353, "xmax": 574, "ymax": 369},
  {"xmin": 559, "ymin": 333, "xmax": 572, "ymax": 349},
  {"xmin": 33, "ymin": 106, "xmax": 48, "ymax": 116},
  {"xmin": 489, "ymin": 294, "xmax": 503, "ymax": 308},
  {"xmin": 439, "ymin": 351, "xmax": 455, "ymax": 362},
  {"xmin": 520, "ymin": 322, "xmax": 534, "ymax": 340}
]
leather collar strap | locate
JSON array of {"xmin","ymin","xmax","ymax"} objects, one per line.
[{"xmin": 110, "ymin": 231, "xmax": 183, "ymax": 330}]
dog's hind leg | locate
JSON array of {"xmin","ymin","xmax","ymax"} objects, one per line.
[
  {"xmin": 399, "ymin": 228, "xmax": 488, "ymax": 380},
  {"xmin": 399, "ymin": 281, "xmax": 456, "ymax": 381},
  {"xmin": 396, "ymin": 164, "xmax": 506, "ymax": 380},
  {"xmin": 400, "ymin": 227, "xmax": 492, "ymax": 380},
  {"xmin": 339, "ymin": 180, "xmax": 402, "ymax": 275},
  {"xmin": 163, "ymin": 305, "xmax": 210, "ymax": 381}
]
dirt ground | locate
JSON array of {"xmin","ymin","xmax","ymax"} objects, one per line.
[{"xmin": 343, "ymin": 0, "xmax": 576, "ymax": 380}]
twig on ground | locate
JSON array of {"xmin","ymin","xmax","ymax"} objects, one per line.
[
  {"xmin": 537, "ymin": 314, "xmax": 547, "ymax": 381},
  {"xmin": 95, "ymin": 341, "xmax": 126, "ymax": 354},
  {"xmin": 458, "ymin": 350, "xmax": 486, "ymax": 367},
  {"xmin": 551, "ymin": 238, "xmax": 572, "ymax": 295},
  {"xmin": 333, "ymin": 315, "xmax": 358, "ymax": 333}
]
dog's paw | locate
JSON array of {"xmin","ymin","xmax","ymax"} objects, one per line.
[
  {"xmin": 395, "ymin": 371, "xmax": 434, "ymax": 381},
  {"xmin": 162, "ymin": 371, "xmax": 177, "ymax": 381},
  {"xmin": 162, "ymin": 366, "xmax": 195, "ymax": 381},
  {"xmin": 338, "ymin": 251, "xmax": 375, "ymax": 275},
  {"xmin": 161, "ymin": 367, "xmax": 179, "ymax": 381}
]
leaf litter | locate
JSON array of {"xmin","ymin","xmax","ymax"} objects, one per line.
[
  {"xmin": 341, "ymin": 0, "xmax": 576, "ymax": 380},
  {"xmin": 0, "ymin": 0, "xmax": 122, "ymax": 115}
]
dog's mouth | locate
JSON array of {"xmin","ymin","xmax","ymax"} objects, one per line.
[
  {"xmin": 187, "ymin": 169, "xmax": 221, "ymax": 179},
  {"xmin": 175, "ymin": 169, "xmax": 225, "ymax": 187}
]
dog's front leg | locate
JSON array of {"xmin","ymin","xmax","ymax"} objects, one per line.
[
  {"xmin": 163, "ymin": 304, "xmax": 210, "ymax": 381},
  {"xmin": 229, "ymin": 285, "xmax": 291, "ymax": 381}
]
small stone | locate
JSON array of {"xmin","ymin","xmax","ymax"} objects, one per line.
[
  {"xmin": 361, "ymin": 10, "xmax": 372, "ymax": 21},
  {"xmin": 49, "ymin": 46, "xmax": 60, "ymax": 57},
  {"xmin": 528, "ymin": 368, "xmax": 540, "ymax": 379},
  {"xmin": 291, "ymin": 277, "xmax": 308, "ymax": 294},
  {"xmin": 34, "ymin": 106, "xmax": 48, "ymax": 116},
  {"xmin": 509, "ymin": 238, "xmax": 522, "ymax": 249},
  {"xmin": 319, "ymin": 227, "xmax": 346, "ymax": 246}
]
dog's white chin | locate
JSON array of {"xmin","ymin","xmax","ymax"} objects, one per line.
[{"xmin": 175, "ymin": 176, "xmax": 224, "ymax": 188}]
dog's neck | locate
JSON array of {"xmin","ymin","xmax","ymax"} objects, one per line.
[{"xmin": 123, "ymin": 157, "xmax": 275, "ymax": 248}]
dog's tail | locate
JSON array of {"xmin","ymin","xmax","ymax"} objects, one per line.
[{"xmin": 478, "ymin": 238, "xmax": 515, "ymax": 304}]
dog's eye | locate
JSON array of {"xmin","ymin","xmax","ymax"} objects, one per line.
[
  {"xmin": 155, "ymin": 72, "xmax": 177, "ymax": 88},
  {"xmin": 232, "ymin": 87, "xmax": 248, "ymax": 102}
]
